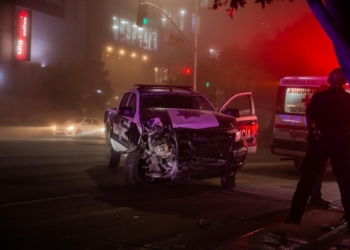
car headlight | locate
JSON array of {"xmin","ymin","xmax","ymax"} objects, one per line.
[
  {"xmin": 101, "ymin": 127, "xmax": 105, "ymax": 132},
  {"xmin": 235, "ymin": 131, "xmax": 242, "ymax": 142},
  {"xmin": 53, "ymin": 126, "xmax": 56, "ymax": 131},
  {"xmin": 67, "ymin": 126, "xmax": 74, "ymax": 131}
]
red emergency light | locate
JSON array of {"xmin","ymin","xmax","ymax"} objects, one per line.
[{"xmin": 15, "ymin": 10, "xmax": 32, "ymax": 61}]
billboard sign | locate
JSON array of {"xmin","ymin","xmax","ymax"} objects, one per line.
[
  {"xmin": 165, "ymin": 33, "xmax": 184, "ymax": 48},
  {"xmin": 15, "ymin": 10, "xmax": 32, "ymax": 61}
]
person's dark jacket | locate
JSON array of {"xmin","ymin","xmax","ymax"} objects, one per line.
[{"xmin": 307, "ymin": 87, "xmax": 350, "ymax": 146}]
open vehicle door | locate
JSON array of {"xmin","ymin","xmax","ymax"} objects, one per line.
[{"xmin": 219, "ymin": 92, "xmax": 258, "ymax": 153}]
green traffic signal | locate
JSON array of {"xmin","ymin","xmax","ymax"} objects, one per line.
[
  {"xmin": 136, "ymin": 0, "xmax": 148, "ymax": 27},
  {"xmin": 205, "ymin": 82, "xmax": 210, "ymax": 88},
  {"xmin": 143, "ymin": 17, "xmax": 148, "ymax": 25}
]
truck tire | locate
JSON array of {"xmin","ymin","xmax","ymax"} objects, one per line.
[
  {"xmin": 124, "ymin": 149, "xmax": 154, "ymax": 184},
  {"xmin": 106, "ymin": 141, "xmax": 121, "ymax": 167},
  {"xmin": 105, "ymin": 124, "xmax": 120, "ymax": 168},
  {"xmin": 294, "ymin": 156, "xmax": 304, "ymax": 171},
  {"xmin": 221, "ymin": 171, "xmax": 236, "ymax": 189}
]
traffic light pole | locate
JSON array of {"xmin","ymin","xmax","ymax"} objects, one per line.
[
  {"xmin": 145, "ymin": 1, "xmax": 198, "ymax": 90},
  {"xmin": 194, "ymin": 0, "xmax": 198, "ymax": 91}
]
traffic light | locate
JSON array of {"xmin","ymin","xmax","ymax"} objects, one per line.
[
  {"xmin": 205, "ymin": 82, "xmax": 210, "ymax": 88},
  {"xmin": 183, "ymin": 67, "xmax": 191, "ymax": 75},
  {"xmin": 136, "ymin": 0, "xmax": 148, "ymax": 27}
]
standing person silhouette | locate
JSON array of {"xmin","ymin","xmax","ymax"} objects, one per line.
[
  {"xmin": 307, "ymin": 83, "xmax": 331, "ymax": 209},
  {"xmin": 285, "ymin": 68, "xmax": 350, "ymax": 226}
]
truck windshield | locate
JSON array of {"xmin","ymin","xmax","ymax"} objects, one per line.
[{"xmin": 141, "ymin": 94, "xmax": 215, "ymax": 111}]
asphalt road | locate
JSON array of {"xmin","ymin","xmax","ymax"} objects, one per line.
[{"xmin": 0, "ymin": 134, "xmax": 342, "ymax": 250}]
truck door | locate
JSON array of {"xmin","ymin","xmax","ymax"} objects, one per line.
[
  {"xmin": 119, "ymin": 92, "xmax": 140, "ymax": 148},
  {"xmin": 219, "ymin": 92, "xmax": 258, "ymax": 153},
  {"xmin": 111, "ymin": 92, "xmax": 131, "ymax": 148}
]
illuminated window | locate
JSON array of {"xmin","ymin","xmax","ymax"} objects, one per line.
[{"xmin": 111, "ymin": 15, "xmax": 157, "ymax": 51}]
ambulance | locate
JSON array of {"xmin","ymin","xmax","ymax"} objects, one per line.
[{"xmin": 271, "ymin": 76, "xmax": 350, "ymax": 170}]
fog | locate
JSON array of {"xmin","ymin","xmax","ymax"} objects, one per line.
[{"xmin": 0, "ymin": 0, "xmax": 337, "ymax": 146}]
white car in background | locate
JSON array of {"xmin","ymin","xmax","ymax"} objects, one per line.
[{"xmin": 53, "ymin": 117, "xmax": 105, "ymax": 138}]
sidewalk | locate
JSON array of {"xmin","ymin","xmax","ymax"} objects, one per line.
[{"xmin": 207, "ymin": 201, "xmax": 350, "ymax": 250}]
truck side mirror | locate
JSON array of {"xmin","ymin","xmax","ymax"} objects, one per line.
[
  {"xmin": 118, "ymin": 107, "xmax": 134, "ymax": 117},
  {"xmin": 223, "ymin": 108, "xmax": 240, "ymax": 118}
]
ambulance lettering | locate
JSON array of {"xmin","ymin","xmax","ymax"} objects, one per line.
[
  {"xmin": 285, "ymin": 88, "xmax": 316, "ymax": 114},
  {"xmin": 290, "ymin": 130, "xmax": 308, "ymax": 140}
]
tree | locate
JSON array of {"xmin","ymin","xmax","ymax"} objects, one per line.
[
  {"xmin": 307, "ymin": 0, "xmax": 350, "ymax": 82},
  {"xmin": 211, "ymin": 0, "xmax": 350, "ymax": 82}
]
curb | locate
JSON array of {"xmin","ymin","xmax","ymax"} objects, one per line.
[{"xmin": 206, "ymin": 206, "xmax": 348, "ymax": 250}]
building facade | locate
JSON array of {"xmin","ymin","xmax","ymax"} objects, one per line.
[
  {"xmin": 99, "ymin": 0, "xmax": 210, "ymax": 106},
  {"xmin": 0, "ymin": 0, "xmax": 87, "ymax": 123},
  {"xmin": 0, "ymin": 0, "xmax": 213, "ymax": 123}
]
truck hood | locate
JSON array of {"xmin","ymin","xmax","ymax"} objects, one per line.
[{"xmin": 141, "ymin": 108, "xmax": 236, "ymax": 129}]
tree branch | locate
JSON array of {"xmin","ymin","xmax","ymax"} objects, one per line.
[{"xmin": 307, "ymin": 0, "xmax": 350, "ymax": 82}]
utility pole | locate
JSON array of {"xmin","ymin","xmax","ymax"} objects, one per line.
[{"xmin": 194, "ymin": 0, "xmax": 198, "ymax": 91}]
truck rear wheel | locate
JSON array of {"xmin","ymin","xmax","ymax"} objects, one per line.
[
  {"xmin": 106, "ymin": 141, "xmax": 121, "ymax": 167},
  {"xmin": 105, "ymin": 125, "xmax": 121, "ymax": 168}
]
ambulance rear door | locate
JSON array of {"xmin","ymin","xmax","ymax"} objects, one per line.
[{"xmin": 271, "ymin": 77, "xmax": 327, "ymax": 158}]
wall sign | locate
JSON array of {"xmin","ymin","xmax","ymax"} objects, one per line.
[
  {"xmin": 4, "ymin": 0, "xmax": 65, "ymax": 18},
  {"xmin": 15, "ymin": 10, "xmax": 32, "ymax": 61}
]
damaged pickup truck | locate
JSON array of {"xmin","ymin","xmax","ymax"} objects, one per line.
[{"xmin": 104, "ymin": 85, "xmax": 258, "ymax": 188}]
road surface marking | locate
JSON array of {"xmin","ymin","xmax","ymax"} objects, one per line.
[{"xmin": 0, "ymin": 194, "xmax": 88, "ymax": 207}]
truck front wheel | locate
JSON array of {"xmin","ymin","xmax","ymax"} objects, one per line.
[
  {"xmin": 124, "ymin": 149, "xmax": 154, "ymax": 184},
  {"xmin": 221, "ymin": 171, "xmax": 236, "ymax": 189}
]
